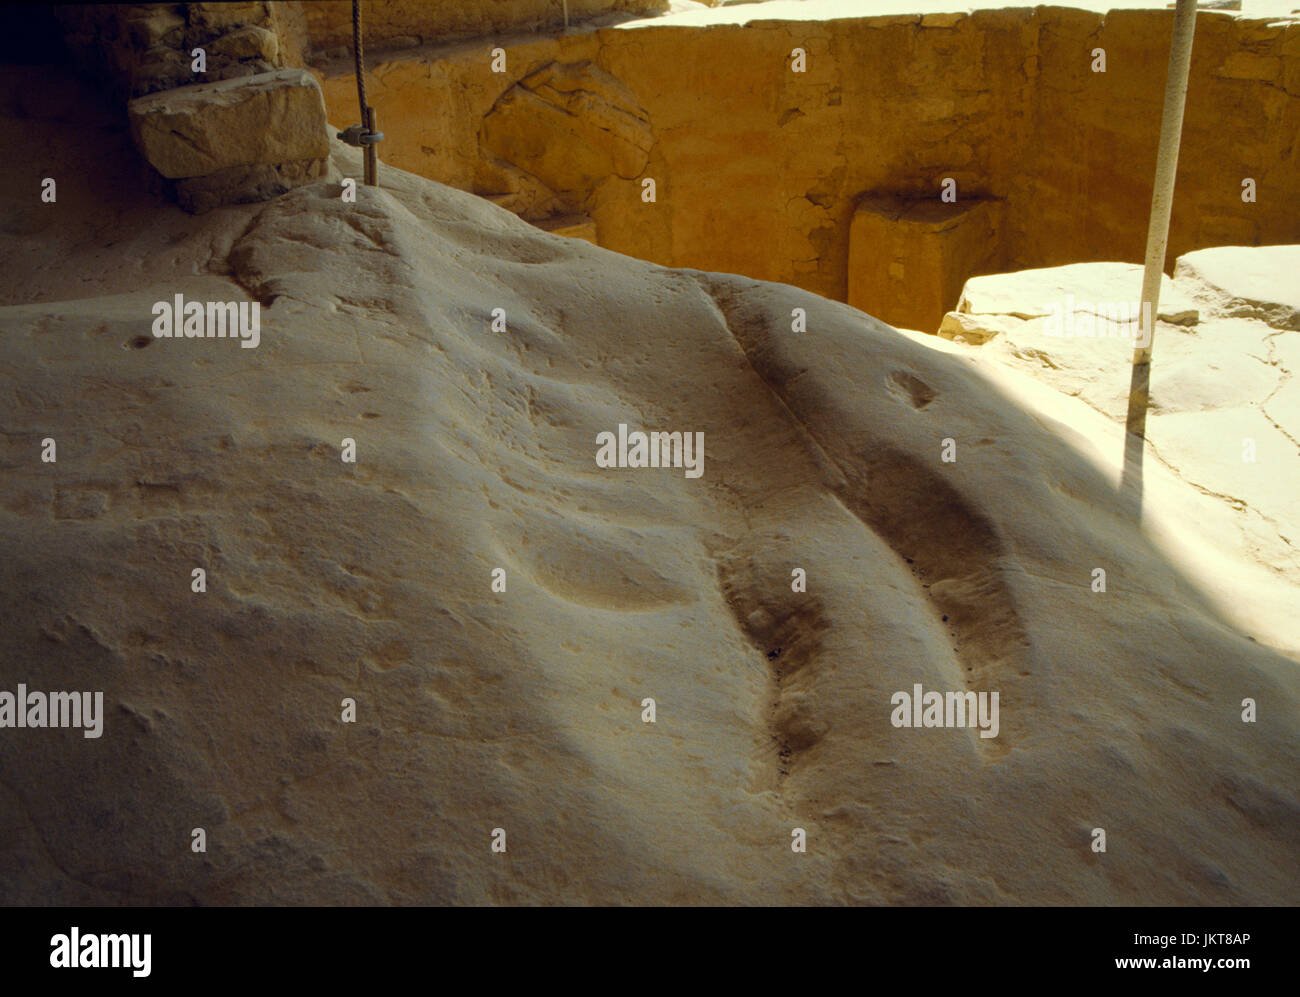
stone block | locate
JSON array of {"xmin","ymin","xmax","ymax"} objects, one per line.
[
  {"xmin": 128, "ymin": 68, "xmax": 329, "ymax": 180},
  {"xmin": 848, "ymin": 194, "xmax": 1003, "ymax": 333},
  {"xmin": 481, "ymin": 61, "xmax": 653, "ymax": 197},
  {"xmin": 938, "ymin": 310, "xmax": 1020, "ymax": 345},
  {"xmin": 210, "ymin": 25, "xmax": 280, "ymax": 62},
  {"xmin": 175, "ymin": 158, "xmax": 329, "ymax": 213}
]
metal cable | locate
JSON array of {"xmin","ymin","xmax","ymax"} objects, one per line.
[
  {"xmin": 336, "ymin": 0, "xmax": 381, "ymax": 185},
  {"xmin": 352, "ymin": 0, "xmax": 367, "ymax": 122}
]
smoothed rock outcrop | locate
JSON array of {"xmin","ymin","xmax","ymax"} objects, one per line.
[{"xmin": 1, "ymin": 103, "xmax": 1296, "ymax": 904}]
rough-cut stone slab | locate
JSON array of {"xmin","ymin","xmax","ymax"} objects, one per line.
[
  {"xmin": 941, "ymin": 253, "xmax": 1298, "ymax": 549},
  {"xmin": 938, "ymin": 309, "xmax": 1023, "ymax": 345},
  {"xmin": 1174, "ymin": 245, "xmax": 1300, "ymax": 330},
  {"xmin": 128, "ymin": 68, "xmax": 329, "ymax": 180},
  {"xmin": 958, "ymin": 262, "xmax": 1201, "ymax": 324}
]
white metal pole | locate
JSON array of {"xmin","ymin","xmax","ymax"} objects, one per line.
[{"xmin": 1125, "ymin": 0, "xmax": 1198, "ymax": 441}]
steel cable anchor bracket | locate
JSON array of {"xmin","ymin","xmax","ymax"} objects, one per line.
[
  {"xmin": 343, "ymin": 0, "xmax": 381, "ymax": 186},
  {"xmin": 336, "ymin": 123, "xmax": 384, "ymax": 147}
]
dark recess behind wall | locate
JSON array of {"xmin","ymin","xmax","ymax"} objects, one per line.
[{"xmin": 2, "ymin": 5, "xmax": 71, "ymax": 64}]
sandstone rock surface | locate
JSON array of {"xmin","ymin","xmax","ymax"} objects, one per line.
[
  {"xmin": 957, "ymin": 262, "xmax": 1201, "ymax": 324},
  {"xmin": 481, "ymin": 61, "xmax": 654, "ymax": 211},
  {"xmin": 57, "ymin": 2, "xmax": 309, "ymax": 99},
  {"xmin": 210, "ymin": 25, "xmax": 280, "ymax": 62},
  {"xmin": 175, "ymin": 158, "xmax": 334, "ymax": 214},
  {"xmin": 1174, "ymin": 245, "xmax": 1300, "ymax": 331},
  {"xmin": 129, "ymin": 68, "xmax": 329, "ymax": 180},
  {"xmin": 0, "ymin": 103, "xmax": 1296, "ymax": 904},
  {"xmin": 943, "ymin": 250, "xmax": 1300, "ymax": 576},
  {"xmin": 937, "ymin": 309, "xmax": 1018, "ymax": 344}
]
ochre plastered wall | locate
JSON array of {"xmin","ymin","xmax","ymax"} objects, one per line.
[{"xmin": 313, "ymin": 7, "xmax": 1300, "ymax": 329}]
